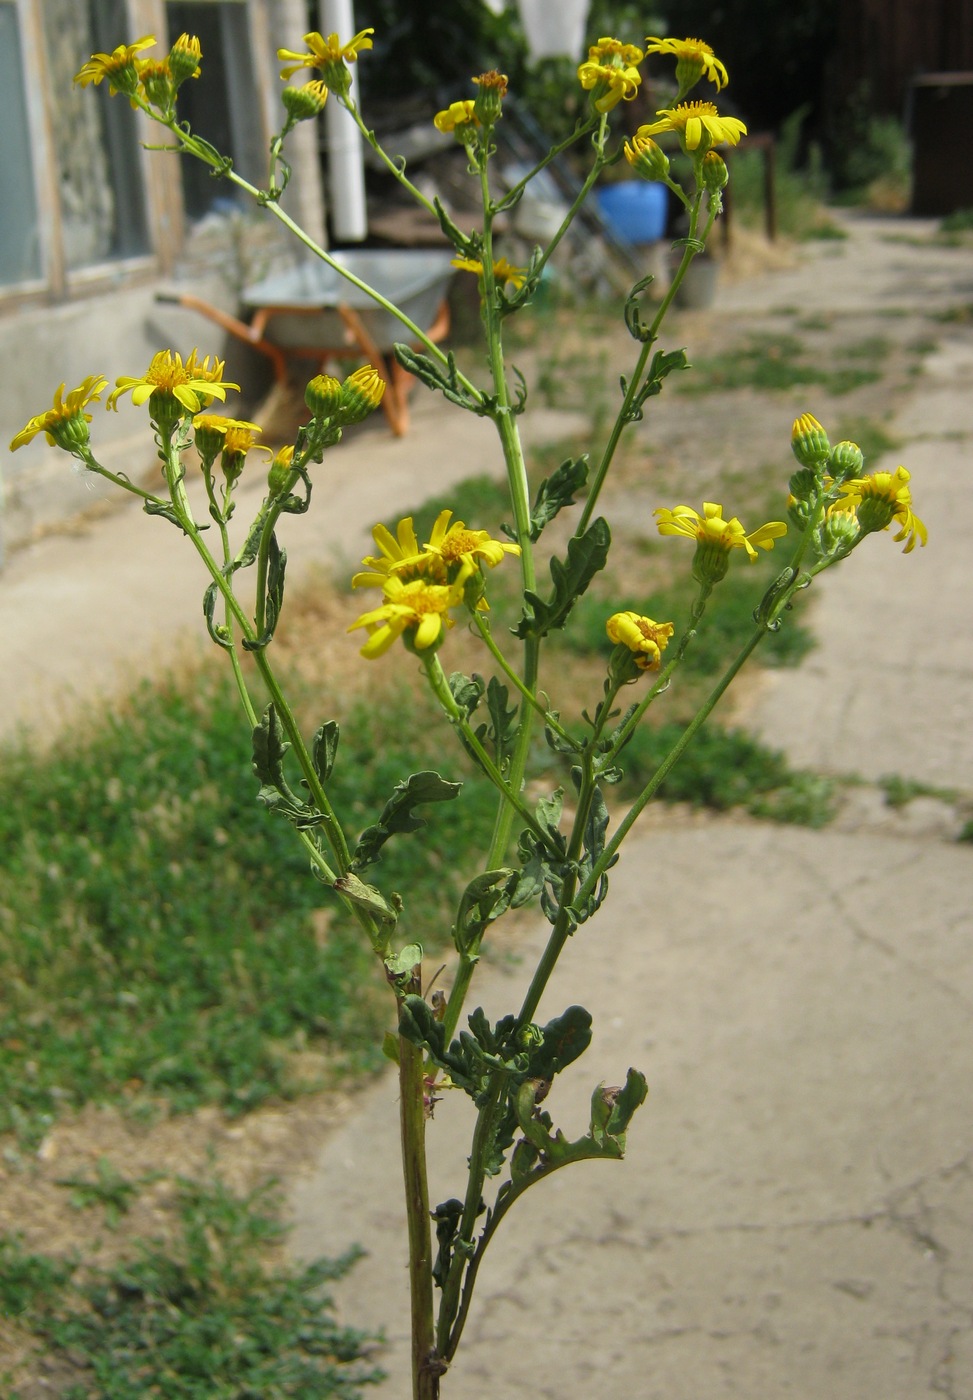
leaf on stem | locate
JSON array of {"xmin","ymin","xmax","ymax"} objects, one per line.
[
  {"xmin": 454, "ymin": 868, "xmax": 517, "ymax": 956},
  {"xmin": 622, "ymin": 348, "xmax": 690, "ymax": 423},
  {"xmin": 352, "ymin": 770, "xmax": 462, "ymax": 871},
  {"xmin": 243, "ymin": 534, "xmax": 287, "ymax": 652},
  {"xmin": 311, "ymin": 720, "xmax": 340, "ymax": 783},
  {"xmin": 202, "ymin": 581, "xmax": 234, "ymax": 650},
  {"xmin": 392, "ymin": 345, "xmax": 484, "ymax": 414},
  {"xmin": 523, "ymin": 455, "xmax": 589, "ymax": 541},
  {"xmin": 251, "ymin": 703, "xmax": 322, "ymax": 828},
  {"xmin": 514, "ymin": 518, "xmax": 611, "ymax": 640}
]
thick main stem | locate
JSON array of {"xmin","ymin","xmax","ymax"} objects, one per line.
[{"xmin": 398, "ymin": 1009, "xmax": 439, "ymax": 1400}]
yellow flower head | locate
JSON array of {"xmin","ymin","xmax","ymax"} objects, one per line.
[
  {"xmin": 606, "ymin": 611, "xmax": 675, "ymax": 671},
  {"xmin": 637, "ymin": 101, "xmax": 747, "ymax": 154},
  {"xmin": 75, "ymin": 35, "xmax": 157, "ymax": 98},
  {"xmin": 192, "ymin": 414, "xmax": 264, "ymax": 475},
  {"xmin": 578, "ymin": 36, "xmax": 644, "ymax": 112},
  {"xmin": 644, "ymin": 36, "xmax": 728, "ymax": 95},
  {"xmin": 421, "ymin": 509, "xmax": 521, "ymax": 585},
  {"xmin": 108, "ymin": 349, "xmax": 237, "ymax": 417},
  {"xmin": 656, "ymin": 501, "xmax": 787, "ymax": 584},
  {"xmin": 348, "ymin": 575, "xmax": 462, "ymax": 659},
  {"xmin": 434, "ymin": 100, "xmax": 479, "ymax": 136},
  {"xmin": 452, "ymin": 256, "xmax": 527, "ymax": 291},
  {"xmin": 837, "ymin": 466, "xmax": 928, "ymax": 553},
  {"xmin": 352, "ymin": 517, "xmax": 430, "ymax": 589},
  {"xmin": 277, "ymin": 28, "xmax": 373, "ymax": 86},
  {"xmin": 10, "ymin": 375, "xmax": 108, "ymax": 453}
]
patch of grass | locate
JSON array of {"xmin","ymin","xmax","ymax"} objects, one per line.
[
  {"xmin": 2, "ymin": 1179, "xmax": 382, "ymax": 1399},
  {"xmin": 55, "ymin": 1158, "xmax": 161, "ymax": 1229},
  {"xmin": 0, "ymin": 1234, "xmax": 75, "ymax": 1319},
  {"xmin": 834, "ymin": 416, "xmax": 902, "ymax": 462},
  {"xmin": 678, "ymin": 334, "xmax": 881, "ymax": 396},
  {"xmin": 0, "ymin": 669, "xmax": 496, "ymax": 1145},
  {"xmin": 617, "ymin": 723, "xmax": 837, "ymax": 826},
  {"xmin": 878, "ymin": 774, "xmax": 959, "ymax": 809}
]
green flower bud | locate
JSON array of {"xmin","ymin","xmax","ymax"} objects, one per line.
[
  {"xmin": 282, "ymin": 81, "xmax": 329, "ymax": 121},
  {"xmin": 788, "ymin": 466, "xmax": 818, "ymax": 502},
  {"xmin": 337, "ymin": 366, "xmax": 386, "ymax": 425},
  {"xmin": 828, "ymin": 440, "xmax": 865, "ymax": 482},
  {"xmin": 305, "ymin": 373, "xmax": 343, "ymax": 420},
  {"xmin": 702, "ymin": 150, "xmax": 728, "ymax": 192},
  {"xmin": 268, "ymin": 446, "xmax": 295, "ymax": 495},
  {"xmin": 791, "ymin": 412, "xmax": 831, "ymax": 469},
  {"xmin": 624, "ymin": 133, "xmax": 670, "ymax": 182},
  {"xmin": 168, "ymin": 33, "xmax": 201, "ymax": 87},
  {"xmin": 472, "ymin": 69, "xmax": 508, "ymax": 126},
  {"xmin": 817, "ymin": 506, "xmax": 861, "ymax": 558}
]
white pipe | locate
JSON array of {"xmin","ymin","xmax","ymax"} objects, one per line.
[
  {"xmin": 516, "ymin": 0, "xmax": 591, "ymax": 61},
  {"xmin": 319, "ymin": 0, "xmax": 368, "ymax": 242}
]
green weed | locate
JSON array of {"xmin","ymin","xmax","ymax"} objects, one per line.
[
  {"xmin": 0, "ymin": 673, "xmax": 496, "ymax": 1145},
  {"xmin": 2, "ymin": 1179, "xmax": 382, "ymax": 1399},
  {"xmin": 677, "ymin": 334, "xmax": 880, "ymax": 396},
  {"xmin": 618, "ymin": 723, "xmax": 837, "ymax": 826},
  {"xmin": 55, "ymin": 1158, "xmax": 161, "ymax": 1229},
  {"xmin": 835, "ymin": 416, "xmax": 901, "ymax": 462}
]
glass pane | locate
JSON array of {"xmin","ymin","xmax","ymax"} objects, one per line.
[
  {"xmin": 166, "ymin": 1, "xmax": 262, "ymax": 221},
  {"xmin": 42, "ymin": 0, "xmax": 149, "ymax": 268},
  {"xmin": 0, "ymin": 5, "xmax": 42, "ymax": 284}
]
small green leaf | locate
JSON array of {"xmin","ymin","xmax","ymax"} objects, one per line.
[
  {"xmin": 454, "ymin": 868, "xmax": 516, "ymax": 955},
  {"xmin": 449, "ymin": 671, "xmax": 485, "ymax": 719},
  {"xmin": 623, "ymin": 274, "xmax": 657, "ymax": 342},
  {"xmin": 382, "ymin": 1031, "xmax": 400, "ymax": 1064},
  {"xmin": 529, "ymin": 1005, "xmax": 593, "ymax": 1081},
  {"xmin": 528, "ymin": 455, "xmax": 589, "ymax": 540},
  {"xmin": 202, "ymin": 582, "xmax": 234, "ymax": 651},
  {"xmin": 475, "ymin": 678, "xmax": 518, "ymax": 769},
  {"xmin": 333, "ymin": 871, "xmax": 397, "ymax": 929},
  {"xmin": 312, "ymin": 720, "xmax": 339, "ymax": 783},
  {"xmin": 384, "ymin": 942, "xmax": 423, "ymax": 976},
  {"xmin": 352, "ymin": 770, "xmax": 462, "ymax": 870},
  {"xmin": 243, "ymin": 535, "xmax": 287, "ymax": 652},
  {"xmin": 514, "ymin": 518, "xmax": 611, "ymax": 640}
]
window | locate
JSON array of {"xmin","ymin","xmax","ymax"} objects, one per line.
[
  {"xmin": 0, "ymin": 2, "xmax": 42, "ymax": 285},
  {"xmin": 166, "ymin": 1, "xmax": 263, "ymax": 221},
  {"xmin": 40, "ymin": 0, "xmax": 149, "ymax": 269}
]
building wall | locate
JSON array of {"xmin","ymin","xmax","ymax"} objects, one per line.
[
  {"xmin": 833, "ymin": 0, "xmax": 973, "ymax": 114},
  {"xmin": 0, "ymin": 0, "xmax": 327, "ymax": 561}
]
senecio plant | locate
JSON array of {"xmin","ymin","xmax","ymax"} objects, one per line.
[{"xmin": 12, "ymin": 28, "xmax": 927, "ymax": 1400}]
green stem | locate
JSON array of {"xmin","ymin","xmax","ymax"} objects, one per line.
[
  {"xmin": 577, "ymin": 188, "xmax": 716, "ymax": 535},
  {"xmin": 576, "ymin": 622, "xmax": 766, "ymax": 911},
  {"xmin": 161, "ymin": 442, "xmax": 352, "ymax": 882},
  {"xmin": 149, "ymin": 110, "xmax": 481, "ymax": 399},
  {"xmin": 420, "ymin": 653, "xmax": 555, "ymax": 852},
  {"xmin": 469, "ymin": 611, "xmax": 572, "ymax": 744},
  {"xmin": 477, "ymin": 157, "xmax": 541, "ymax": 872},
  {"xmin": 340, "ymin": 96, "xmax": 439, "ymax": 218},
  {"xmin": 491, "ymin": 117, "xmax": 599, "ymax": 213}
]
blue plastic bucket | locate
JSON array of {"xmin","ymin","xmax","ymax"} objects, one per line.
[{"xmin": 594, "ymin": 181, "xmax": 668, "ymax": 244}]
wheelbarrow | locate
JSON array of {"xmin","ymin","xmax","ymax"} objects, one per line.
[{"xmin": 157, "ymin": 248, "xmax": 455, "ymax": 436}]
